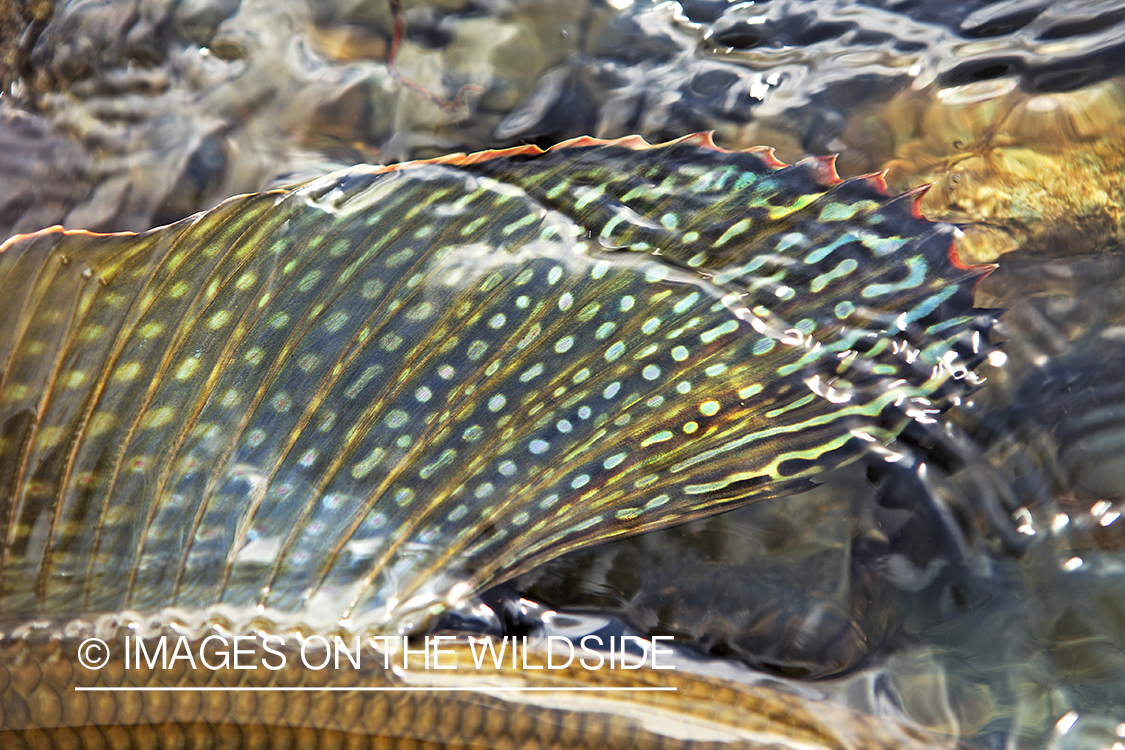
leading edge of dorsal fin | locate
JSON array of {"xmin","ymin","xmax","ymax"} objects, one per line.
[{"xmin": 335, "ymin": 132, "xmax": 788, "ymax": 179}]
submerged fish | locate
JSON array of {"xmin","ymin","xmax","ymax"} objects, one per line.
[{"xmin": 0, "ymin": 133, "xmax": 992, "ymax": 639}]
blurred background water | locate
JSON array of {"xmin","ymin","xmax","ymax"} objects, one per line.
[{"xmin": 2, "ymin": 0, "xmax": 1125, "ymax": 747}]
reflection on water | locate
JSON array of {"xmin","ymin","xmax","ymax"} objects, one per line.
[
  {"xmin": 840, "ymin": 78, "xmax": 1125, "ymax": 263},
  {"xmin": 2, "ymin": 0, "xmax": 1125, "ymax": 748},
  {"xmin": 4, "ymin": 0, "xmax": 1125, "ymax": 237}
]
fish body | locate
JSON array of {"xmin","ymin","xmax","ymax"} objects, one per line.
[
  {"xmin": 0, "ymin": 634, "xmax": 959, "ymax": 750},
  {"xmin": 0, "ymin": 133, "xmax": 992, "ymax": 639}
]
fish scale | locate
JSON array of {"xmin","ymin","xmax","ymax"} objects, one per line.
[{"xmin": 0, "ymin": 133, "xmax": 993, "ymax": 638}]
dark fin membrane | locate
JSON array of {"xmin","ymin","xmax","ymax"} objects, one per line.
[{"xmin": 0, "ymin": 134, "xmax": 996, "ymax": 636}]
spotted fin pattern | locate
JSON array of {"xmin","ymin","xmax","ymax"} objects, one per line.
[{"xmin": 0, "ymin": 134, "xmax": 993, "ymax": 635}]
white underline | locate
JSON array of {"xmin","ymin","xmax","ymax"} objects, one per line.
[{"xmin": 76, "ymin": 686, "xmax": 676, "ymax": 692}]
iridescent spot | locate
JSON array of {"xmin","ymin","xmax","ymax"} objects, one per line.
[
  {"xmin": 641, "ymin": 431, "xmax": 673, "ymax": 447},
  {"xmin": 603, "ymin": 382, "xmax": 621, "ymax": 399},
  {"xmin": 220, "ymin": 389, "xmax": 240, "ymax": 408},
  {"xmin": 642, "ymin": 317, "xmax": 661, "ymax": 335},
  {"xmin": 489, "ymin": 314, "xmax": 507, "ymax": 329},
  {"xmin": 269, "ymin": 312, "xmax": 290, "ymax": 329},
  {"xmin": 208, "ymin": 310, "xmax": 231, "ymax": 329},
  {"xmin": 351, "ymin": 448, "xmax": 385, "ymax": 479},
  {"xmin": 138, "ymin": 322, "xmax": 164, "ymax": 338},
  {"xmin": 488, "ymin": 394, "xmax": 507, "ymax": 412},
  {"xmin": 558, "ymin": 293, "xmax": 573, "ymax": 311},
  {"xmin": 298, "ymin": 270, "xmax": 323, "ymax": 292},
  {"xmin": 415, "ymin": 386, "xmax": 432, "ymax": 403},
  {"xmin": 498, "ymin": 461, "xmax": 517, "ymax": 477},
  {"xmin": 175, "ymin": 357, "xmax": 200, "ymax": 380},
  {"xmin": 271, "ymin": 393, "xmax": 293, "ymax": 413},
  {"xmin": 619, "ymin": 296, "xmax": 635, "ymax": 312},
  {"xmin": 79, "ymin": 324, "xmax": 104, "ymax": 342},
  {"xmin": 438, "ymin": 365, "xmax": 456, "ymax": 380},
  {"xmin": 385, "ymin": 248, "xmax": 415, "ymax": 267},
  {"xmin": 519, "ymin": 363, "xmax": 544, "ymax": 382},
  {"xmin": 299, "ymin": 449, "xmax": 318, "ymax": 467},
  {"xmin": 381, "ymin": 333, "xmax": 403, "ymax": 352},
  {"xmin": 247, "ymin": 429, "xmax": 266, "ymax": 447},
  {"xmin": 529, "ymin": 439, "xmax": 549, "ymax": 455},
  {"xmin": 385, "ymin": 410, "xmax": 408, "ymax": 429},
  {"xmin": 517, "ymin": 326, "xmax": 541, "ymax": 350},
  {"xmin": 604, "ymin": 453, "xmax": 626, "ymax": 469},
  {"xmin": 738, "ymin": 384, "xmax": 763, "ymax": 399},
  {"xmin": 345, "ymin": 365, "xmax": 382, "ymax": 398},
  {"xmin": 554, "ymin": 336, "xmax": 575, "ymax": 353},
  {"xmin": 683, "ymin": 421, "xmax": 699, "ymax": 434},
  {"xmin": 467, "ymin": 340, "xmax": 488, "ymax": 360},
  {"xmin": 700, "ymin": 400, "xmax": 720, "ymax": 416},
  {"xmin": 701, "ymin": 320, "xmax": 738, "ymax": 344},
  {"xmin": 671, "ymin": 346, "xmax": 689, "ymax": 362},
  {"xmin": 324, "ymin": 312, "xmax": 349, "ymax": 332},
  {"xmin": 406, "ymin": 302, "xmax": 434, "ymax": 321},
  {"xmin": 557, "ymin": 419, "xmax": 573, "ymax": 433},
  {"xmin": 595, "ymin": 322, "xmax": 616, "ymax": 340},
  {"xmin": 670, "ymin": 292, "xmax": 697, "ymax": 314},
  {"xmin": 112, "ymin": 362, "xmax": 142, "ymax": 382},
  {"xmin": 642, "ymin": 365, "xmax": 661, "ymax": 381},
  {"xmin": 605, "ymin": 342, "xmax": 625, "ymax": 361},
  {"xmin": 475, "ymin": 483, "xmax": 495, "ymax": 499},
  {"xmin": 463, "ymin": 425, "xmax": 483, "ymax": 442},
  {"xmin": 571, "ymin": 474, "xmax": 590, "ymax": 489},
  {"xmin": 361, "ymin": 280, "xmax": 385, "ymax": 300},
  {"xmin": 298, "ymin": 353, "xmax": 319, "ymax": 372},
  {"xmin": 244, "ymin": 348, "xmax": 264, "ymax": 366},
  {"xmin": 87, "ymin": 414, "xmax": 116, "ymax": 436}
]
